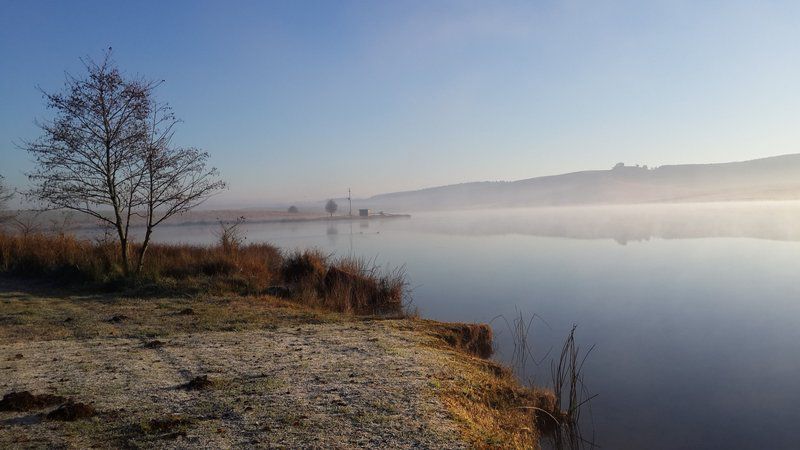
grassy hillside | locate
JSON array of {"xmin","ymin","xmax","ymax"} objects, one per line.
[{"xmin": 362, "ymin": 153, "xmax": 800, "ymax": 210}]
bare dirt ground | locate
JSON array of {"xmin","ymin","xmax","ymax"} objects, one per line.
[{"xmin": 0, "ymin": 280, "xmax": 471, "ymax": 449}]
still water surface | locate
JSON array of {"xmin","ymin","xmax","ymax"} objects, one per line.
[{"xmin": 151, "ymin": 203, "xmax": 800, "ymax": 449}]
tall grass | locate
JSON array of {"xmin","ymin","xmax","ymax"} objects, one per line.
[
  {"xmin": 0, "ymin": 232, "xmax": 120, "ymax": 283},
  {"xmin": 0, "ymin": 230, "xmax": 409, "ymax": 316},
  {"xmin": 497, "ymin": 312, "xmax": 598, "ymax": 449},
  {"xmin": 281, "ymin": 251, "xmax": 409, "ymax": 315},
  {"xmin": 547, "ymin": 325, "xmax": 597, "ymax": 449},
  {"xmin": 323, "ymin": 257, "xmax": 407, "ymax": 315}
]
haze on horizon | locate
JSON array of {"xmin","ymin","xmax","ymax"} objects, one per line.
[{"xmin": 3, "ymin": 1, "xmax": 800, "ymax": 208}]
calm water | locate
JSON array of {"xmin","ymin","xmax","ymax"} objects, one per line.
[{"xmin": 151, "ymin": 203, "xmax": 800, "ymax": 449}]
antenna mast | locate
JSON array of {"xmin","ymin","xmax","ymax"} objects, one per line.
[{"xmin": 348, "ymin": 188, "xmax": 352, "ymax": 216}]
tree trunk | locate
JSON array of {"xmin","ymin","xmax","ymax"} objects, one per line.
[
  {"xmin": 119, "ymin": 236, "xmax": 130, "ymax": 276},
  {"xmin": 136, "ymin": 226, "xmax": 153, "ymax": 275}
]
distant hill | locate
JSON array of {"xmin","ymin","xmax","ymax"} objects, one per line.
[{"xmin": 359, "ymin": 154, "xmax": 800, "ymax": 211}]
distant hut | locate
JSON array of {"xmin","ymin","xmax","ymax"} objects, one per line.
[{"xmin": 358, "ymin": 209, "xmax": 370, "ymax": 217}]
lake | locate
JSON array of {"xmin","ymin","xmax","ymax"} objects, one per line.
[{"xmin": 149, "ymin": 202, "xmax": 800, "ymax": 449}]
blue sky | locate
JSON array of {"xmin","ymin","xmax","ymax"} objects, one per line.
[{"xmin": 2, "ymin": 1, "xmax": 800, "ymax": 206}]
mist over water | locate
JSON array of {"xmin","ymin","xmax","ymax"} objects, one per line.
[{"xmin": 140, "ymin": 202, "xmax": 800, "ymax": 449}]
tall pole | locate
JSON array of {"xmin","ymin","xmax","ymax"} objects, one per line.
[{"xmin": 348, "ymin": 188, "xmax": 352, "ymax": 216}]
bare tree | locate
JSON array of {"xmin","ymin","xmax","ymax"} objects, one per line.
[
  {"xmin": 48, "ymin": 211, "xmax": 75, "ymax": 237},
  {"xmin": 213, "ymin": 216, "xmax": 246, "ymax": 253},
  {"xmin": 0, "ymin": 175, "xmax": 15, "ymax": 224},
  {"xmin": 23, "ymin": 50, "xmax": 152, "ymax": 273},
  {"xmin": 23, "ymin": 49, "xmax": 225, "ymax": 274},
  {"xmin": 12, "ymin": 211, "xmax": 43, "ymax": 237},
  {"xmin": 325, "ymin": 199, "xmax": 338, "ymax": 217},
  {"xmin": 135, "ymin": 102, "xmax": 226, "ymax": 272}
]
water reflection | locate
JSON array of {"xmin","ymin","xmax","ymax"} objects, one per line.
[
  {"xmin": 401, "ymin": 202, "xmax": 800, "ymax": 242},
  {"xmin": 326, "ymin": 224, "xmax": 339, "ymax": 245}
]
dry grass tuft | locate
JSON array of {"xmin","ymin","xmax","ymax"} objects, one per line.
[
  {"xmin": 281, "ymin": 250, "xmax": 409, "ymax": 315},
  {"xmin": 322, "ymin": 259, "xmax": 407, "ymax": 315},
  {"xmin": 282, "ymin": 249, "xmax": 327, "ymax": 285}
]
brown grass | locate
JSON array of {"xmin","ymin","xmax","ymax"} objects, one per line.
[
  {"xmin": 141, "ymin": 242, "xmax": 284, "ymax": 295},
  {"xmin": 0, "ymin": 232, "xmax": 118, "ymax": 283},
  {"xmin": 0, "ymin": 231, "xmax": 408, "ymax": 316},
  {"xmin": 281, "ymin": 249, "xmax": 327, "ymax": 284},
  {"xmin": 322, "ymin": 258, "xmax": 407, "ymax": 315},
  {"xmin": 428, "ymin": 322, "xmax": 494, "ymax": 359}
]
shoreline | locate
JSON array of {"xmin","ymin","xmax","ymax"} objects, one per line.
[
  {"xmin": 158, "ymin": 213, "xmax": 413, "ymax": 228},
  {"xmin": 8, "ymin": 210, "xmax": 412, "ymax": 233},
  {"xmin": 0, "ymin": 279, "xmax": 549, "ymax": 448}
]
